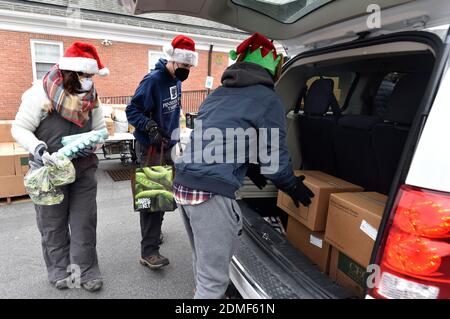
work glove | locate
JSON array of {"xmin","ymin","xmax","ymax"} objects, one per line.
[
  {"xmin": 76, "ymin": 146, "xmax": 96, "ymax": 158},
  {"xmin": 42, "ymin": 152, "xmax": 60, "ymax": 167},
  {"xmin": 286, "ymin": 175, "xmax": 315, "ymax": 208},
  {"xmin": 146, "ymin": 120, "xmax": 170, "ymax": 145},
  {"xmin": 32, "ymin": 143, "xmax": 47, "ymax": 167},
  {"xmin": 29, "ymin": 160, "xmax": 42, "ymax": 171},
  {"xmin": 76, "ymin": 138, "xmax": 105, "ymax": 158},
  {"xmin": 246, "ymin": 164, "xmax": 267, "ymax": 190}
]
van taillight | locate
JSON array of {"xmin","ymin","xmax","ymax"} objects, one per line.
[{"xmin": 369, "ymin": 185, "xmax": 450, "ymax": 299}]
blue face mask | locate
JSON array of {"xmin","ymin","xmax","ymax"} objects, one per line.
[{"xmin": 79, "ymin": 77, "xmax": 93, "ymax": 92}]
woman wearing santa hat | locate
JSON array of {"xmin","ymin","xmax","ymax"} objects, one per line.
[
  {"xmin": 11, "ymin": 42, "xmax": 108, "ymax": 292},
  {"xmin": 126, "ymin": 35, "xmax": 198, "ymax": 270}
]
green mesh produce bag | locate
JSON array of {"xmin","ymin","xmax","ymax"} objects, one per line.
[{"xmin": 131, "ymin": 145, "xmax": 176, "ymax": 213}]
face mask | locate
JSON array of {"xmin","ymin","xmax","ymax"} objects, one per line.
[
  {"xmin": 79, "ymin": 77, "xmax": 93, "ymax": 92},
  {"xmin": 174, "ymin": 65, "xmax": 190, "ymax": 82}
]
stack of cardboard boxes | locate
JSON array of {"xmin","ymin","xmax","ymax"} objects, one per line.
[
  {"xmin": 277, "ymin": 170, "xmax": 387, "ymax": 298},
  {"xmin": 0, "ymin": 121, "xmax": 29, "ymax": 200}
]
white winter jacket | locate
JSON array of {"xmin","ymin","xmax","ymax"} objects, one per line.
[{"xmin": 11, "ymin": 80, "xmax": 105, "ymax": 154}]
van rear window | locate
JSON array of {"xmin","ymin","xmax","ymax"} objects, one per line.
[{"xmin": 298, "ymin": 73, "xmax": 356, "ymax": 111}]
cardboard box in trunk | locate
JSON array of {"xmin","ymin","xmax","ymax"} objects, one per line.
[
  {"xmin": 0, "ymin": 143, "xmax": 16, "ymax": 176},
  {"xmin": 277, "ymin": 171, "xmax": 363, "ymax": 231},
  {"xmin": 0, "ymin": 121, "xmax": 14, "ymax": 143},
  {"xmin": 286, "ymin": 216, "xmax": 331, "ymax": 273},
  {"xmin": 13, "ymin": 143, "xmax": 29, "ymax": 176},
  {"xmin": 0, "ymin": 175, "xmax": 27, "ymax": 198},
  {"xmin": 325, "ymin": 192, "xmax": 387, "ymax": 267},
  {"xmin": 329, "ymin": 247, "xmax": 367, "ymax": 298}
]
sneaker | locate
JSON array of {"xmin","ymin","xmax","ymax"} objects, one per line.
[
  {"xmin": 140, "ymin": 253, "xmax": 170, "ymax": 269},
  {"xmin": 81, "ymin": 279, "xmax": 103, "ymax": 292},
  {"xmin": 54, "ymin": 277, "xmax": 70, "ymax": 290}
]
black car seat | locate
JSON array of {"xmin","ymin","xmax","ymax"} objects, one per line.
[
  {"xmin": 333, "ymin": 114, "xmax": 383, "ymax": 191},
  {"xmin": 372, "ymin": 73, "xmax": 430, "ymax": 194},
  {"xmin": 299, "ymin": 78, "xmax": 342, "ymax": 175}
]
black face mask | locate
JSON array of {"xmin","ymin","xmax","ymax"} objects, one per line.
[{"xmin": 175, "ymin": 67, "xmax": 190, "ymax": 82}]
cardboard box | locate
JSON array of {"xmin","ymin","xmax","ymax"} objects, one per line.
[
  {"xmin": 0, "ymin": 143, "xmax": 16, "ymax": 176},
  {"xmin": 0, "ymin": 175, "xmax": 27, "ymax": 198},
  {"xmin": 0, "ymin": 121, "xmax": 14, "ymax": 143},
  {"xmin": 325, "ymin": 192, "xmax": 387, "ymax": 267},
  {"xmin": 13, "ymin": 143, "xmax": 29, "ymax": 176},
  {"xmin": 329, "ymin": 248, "xmax": 367, "ymax": 298},
  {"xmin": 105, "ymin": 118, "xmax": 115, "ymax": 136},
  {"xmin": 286, "ymin": 216, "xmax": 331, "ymax": 273},
  {"xmin": 277, "ymin": 171, "xmax": 363, "ymax": 231}
]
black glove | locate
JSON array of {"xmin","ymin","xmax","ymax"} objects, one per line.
[
  {"xmin": 145, "ymin": 120, "xmax": 169, "ymax": 145},
  {"xmin": 286, "ymin": 175, "xmax": 314, "ymax": 208},
  {"xmin": 76, "ymin": 145, "xmax": 96, "ymax": 158},
  {"xmin": 246, "ymin": 164, "xmax": 267, "ymax": 190}
]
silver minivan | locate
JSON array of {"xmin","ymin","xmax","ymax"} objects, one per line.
[{"xmin": 133, "ymin": 0, "xmax": 450, "ymax": 299}]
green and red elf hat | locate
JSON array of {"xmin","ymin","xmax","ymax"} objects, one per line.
[{"xmin": 229, "ymin": 32, "xmax": 282, "ymax": 76}]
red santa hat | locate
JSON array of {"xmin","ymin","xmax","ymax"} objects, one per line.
[
  {"xmin": 59, "ymin": 41, "xmax": 110, "ymax": 76},
  {"xmin": 163, "ymin": 35, "xmax": 198, "ymax": 67}
]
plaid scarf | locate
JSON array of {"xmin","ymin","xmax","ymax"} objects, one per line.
[{"xmin": 43, "ymin": 64, "xmax": 99, "ymax": 127}]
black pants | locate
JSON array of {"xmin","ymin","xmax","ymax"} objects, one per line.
[
  {"xmin": 35, "ymin": 156, "xmax": 101, "ymax": 283},
  {"xmin": 135, "ymin": 141, "xmax": 174, "ymax": 257}
]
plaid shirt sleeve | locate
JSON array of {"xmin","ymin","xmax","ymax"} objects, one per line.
[{"xmin": 173, "ymin": 183, "xmax": 214, "ymax": 206}]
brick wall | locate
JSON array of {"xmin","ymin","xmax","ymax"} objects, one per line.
[{"xmin": 0, "ymin": 30, "xmax": 230, "ymax": 120}]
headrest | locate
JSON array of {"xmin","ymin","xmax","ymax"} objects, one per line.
[
  {"xmin": 304, "ymin": 78, "xmax": 337, "ymax": 116},
  {"xmin": 384, "ymin": 73, "xmax": 430, "ymax": 124}
]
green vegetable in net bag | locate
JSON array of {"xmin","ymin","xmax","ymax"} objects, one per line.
[
  {"xmin": 24, "ymin": 154, "xmax": 76, "ymax": 206},
  {"xmin": 24, "ymin": 166, "xmax": 64, "ymax": 206},
  {"xmin": 47, "ymin": 155, "xmax": 76, "ymax": 187}
]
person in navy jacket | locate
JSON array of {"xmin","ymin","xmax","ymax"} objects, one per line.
[{"xmin": 126, "ymin": 35, "xmax": 198, "ymax": 269}]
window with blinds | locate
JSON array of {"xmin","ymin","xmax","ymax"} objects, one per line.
[{"xmin": 31, "ymin": 40, "xmax": 63, "ymax": 80}]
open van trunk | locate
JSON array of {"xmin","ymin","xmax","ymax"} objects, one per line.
[
  {"xmin": 232, "ymin": 32, "xmax": 442, "ymax": 299},
  {"xmin": 133, "ymin": 0, "xmax": 449, "ymax": 299}
]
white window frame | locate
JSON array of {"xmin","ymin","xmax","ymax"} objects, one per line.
[
  {"xmin": 30, "ymin": 39, "xmax": 64, "ymax": 81},
  {"xmin": 148, "ymin": 50, "xmax": 166, "ymax": 72}
]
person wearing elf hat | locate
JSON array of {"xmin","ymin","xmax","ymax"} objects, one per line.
[
  {"xmin": 11, "ymin": 42, "xmax": 109, "ymax": 292},
  {"xmin": 173, "ymin": 33, "xmax": 314, "ymax": 299},
  {"xmin": 126, "ymin": 35, "xmax": 198, "ymax": 270}
]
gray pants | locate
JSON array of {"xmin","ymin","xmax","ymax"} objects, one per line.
[
  {"xmin": 35, "ymin": 156, "xmax": 101, "ymax": 284},
  {"xmin": 179, "ymin": 195, "xmax": 243, "ymax": 299}
]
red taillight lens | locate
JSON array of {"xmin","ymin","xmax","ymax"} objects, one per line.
[
  {"xmin": 384, "ymin": 232, "xmax": 449, "ymax": 276},
  {"xmin": 369, "ymin": 186, "xmax": 450, "ymax": 299},
  {"xmin": 393, "ymin": 187, "xmax": 450, "ymax": 238}
]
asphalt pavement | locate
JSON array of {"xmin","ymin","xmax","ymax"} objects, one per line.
[{"xmin": 0, "ymin": 160, "xmax": 195, "ymax": 299}]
